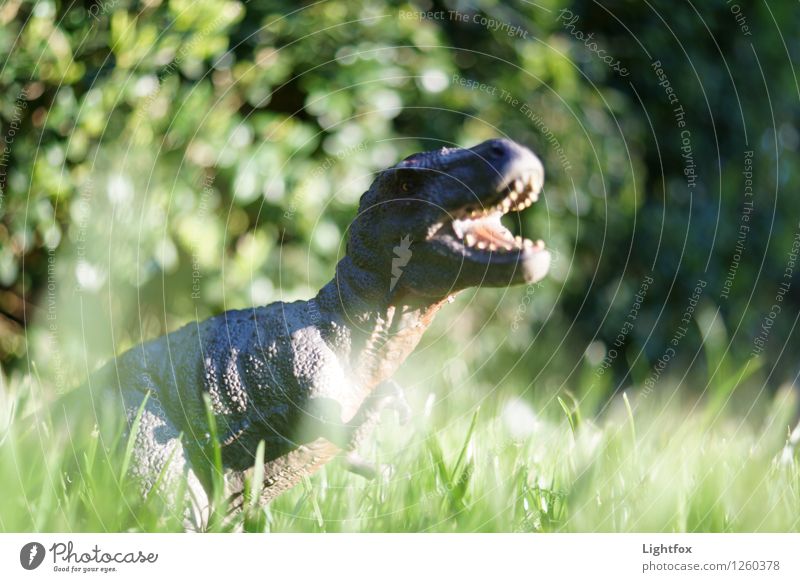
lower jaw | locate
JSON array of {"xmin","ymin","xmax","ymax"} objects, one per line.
[{"xmin": 456, "ymin": 248, "xmax": 551, "ymax": 287}]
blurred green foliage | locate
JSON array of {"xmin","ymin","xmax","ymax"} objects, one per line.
[{"xmin": 0, "ymin": 0, "xmax": 798, "ymax": 412}]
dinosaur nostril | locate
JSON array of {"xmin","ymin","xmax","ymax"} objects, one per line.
[{"xmin": 489, "ymin": 141, "xmax": 506, "ymax": 158}]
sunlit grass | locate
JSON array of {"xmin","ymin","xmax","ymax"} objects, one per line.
[{"xmin": 1, "ymin": 361, "xmax": 798, "ymax": 533}]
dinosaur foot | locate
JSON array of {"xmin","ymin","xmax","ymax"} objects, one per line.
[
  {"xmin": 343, "ymin": 451, "xmax": 393, "ymax": 481},
  {"xmin": 378, "ymin": 380, "xmax": 412, "ymax": 425}
]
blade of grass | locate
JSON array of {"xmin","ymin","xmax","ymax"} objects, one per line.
[
  {"xmin": 557, "ymin": 396, "xmax": 576, "ymax": 436},
  {"xmin": 147, "ymin": 432, "xmax": 183, "ymax": 502},
  {"xmin": 243, "ymin": 440, "xmax": 267, "ymax": 532},
  {"xmin": 426, "ymin": 432, "xmax": 452, "ymax": 491},
  {"xmin": 119, "ymin": 393, "xmax": 149, "ymax": 482},
  {"xmin": 302, "ymin": 474, "xmax": 325, "ymax": 529},
  {"xmin": 622, "ymin": 392, "xmax": 636, "ymax": 444},
  {"xmin": 452, "ymin": 408, "xmax": 479, "ymax": 480},
  {"xmin": 248, "ymin": 440, "xmax": 266, "ymax": 510},
  {"xmin": 201, "ymin": 394, "xmax": 226, "ymax": 529}
]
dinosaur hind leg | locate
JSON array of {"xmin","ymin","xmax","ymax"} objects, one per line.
[
  {"xmin": 122, "ymin": 389, "xmax": 209, "ymax": 529},
  {"xmin": 335, "ymin": 380, "xmax": 411, "ymax": 479}
]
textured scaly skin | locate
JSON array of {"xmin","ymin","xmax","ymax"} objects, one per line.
[{"xmin": 111, "ymin": 258, "xmax": 441, "ymax": 518}]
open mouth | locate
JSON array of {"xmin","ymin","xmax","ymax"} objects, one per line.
[{"xmin": 441, "ymin": 170, "xmax": 545, "ymax": 255}]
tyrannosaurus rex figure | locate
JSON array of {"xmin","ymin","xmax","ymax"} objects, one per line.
[{"xmin": 96, "ymin": 138, "xmax": 550, "ymax": 525}]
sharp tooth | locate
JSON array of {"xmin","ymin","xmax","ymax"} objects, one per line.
[
  {"xmin": 514, "ymin": 179, "xmax": 523, "ymax": 192},
  {"xmin": 465, "ymin": 233, "xmax": 477, "ymax": 246},
  {"xmin": 524, "ymin": 199, "xmax": 533, "ymax": 208},
  {"xmin": 523, "ymin": 239, "xmax": 533, "ymax": 248},
  {"xmin": 535, "ymin": 239, "xmax": 545, "ymax": 249},
  {"xmin": 514, "ymin": 235, "xmax": 523, "ymax": 246},
  {"xmin": 476, "ymin": 241, "xmax": 487, "ymax": 250},
  {"xmin": 489, "ymin": 243, "xmax": 497, "ymax": 251},
  {"xmin": 509, "ymin": 191, "xmax": 519, "ymax": 202}
]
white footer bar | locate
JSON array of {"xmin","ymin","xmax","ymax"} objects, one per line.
[{"xmin": 2, "ymin": 534, "xmax": 798, "ymax": 581}]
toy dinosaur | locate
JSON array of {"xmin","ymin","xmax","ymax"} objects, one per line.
[{"xmin": 96, "ymin": 138, "xmax": 550, "ymax": 526}]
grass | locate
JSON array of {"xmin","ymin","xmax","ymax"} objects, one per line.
[{"xmin": 1, "ymin": 357, "xmax": 799, "ymax": 533}]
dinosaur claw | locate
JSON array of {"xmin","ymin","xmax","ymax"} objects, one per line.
[
  {"xmin": 343, "ymin": 452, "xmax": 394, "ymax": 482},
  {"xmin": 393, "ymin": 398, "xmax": 412, "ymax": 426},
  {"xmin": 379, "ymin": 380, "xmax": 412, "ymax": 425},
  {"xmin": 379, "ymin": 463, "xmax": 394, "ymax": 482}
]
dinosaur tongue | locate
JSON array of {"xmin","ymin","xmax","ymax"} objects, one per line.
[{"xmin": 470, "ymin": 215, "xmax": 516, "ymax": 249}]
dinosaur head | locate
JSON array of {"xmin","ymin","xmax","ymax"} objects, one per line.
[{"xmin": 348, "ymin": 138, "xmax": 551, "ymax": 300}]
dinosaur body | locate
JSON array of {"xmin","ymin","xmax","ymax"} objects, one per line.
[{"xmin": 97, "ymin": 139, "xmax": 551, "ymax": 525}]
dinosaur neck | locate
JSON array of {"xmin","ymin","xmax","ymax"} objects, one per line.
[{"xmin": 315, "ymin": 256, "xmax": 450, "ymax": 390}]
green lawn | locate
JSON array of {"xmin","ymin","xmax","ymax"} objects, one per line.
[{"xmin": 1, "ymin": 363, "xmax": 798, "ymax": 533}]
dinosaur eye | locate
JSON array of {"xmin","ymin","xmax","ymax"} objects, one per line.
[{"xmin": 401, "ymin": 182, "xmax": 411, "ymax": 192}]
